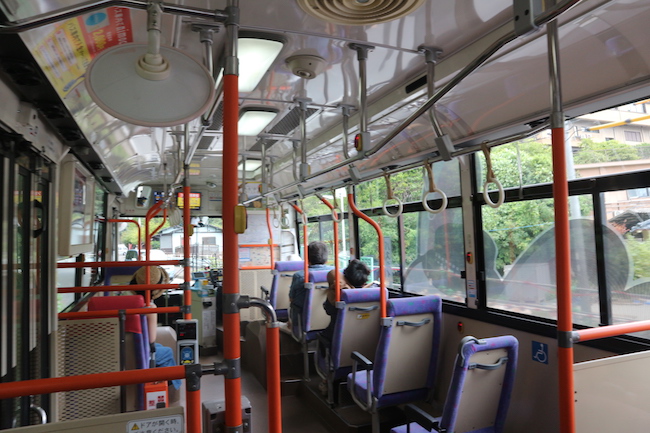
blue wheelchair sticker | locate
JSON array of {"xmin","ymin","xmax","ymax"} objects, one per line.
[{"xmin": 532, "ymin": 341, "xmax": 548, "ymax": 364}]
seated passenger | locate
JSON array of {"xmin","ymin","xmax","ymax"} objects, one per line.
[
  {"xmin": 288, "ymin": 241, "xmax": 332, "ymax": 328},
  {"xmin": 320, "ymin": 259, "xmax": 372, "ymax": 349},
  {"xmin": 130, "ymin": 266, "xmax": 181, "ymax": 391}
]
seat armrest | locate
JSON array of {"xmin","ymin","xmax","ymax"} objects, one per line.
[
  {"xmin": 260, "ymin": 285, "xmax": 269, "ymax": 300},
  {"xmin": 404, "ymin": 404, "xmax": 440, "ymax": 432},
  {"xmin": 351, "ymin": 351, "xmax": 373, "ymax": 371}
]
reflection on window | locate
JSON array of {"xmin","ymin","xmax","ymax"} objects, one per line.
[
  {"xmin": 477, "ymin": 140, "xmax": 554, "ymax": 190},
  {"xmin": 358, "ymin": 215, "xmax": 400, "ymax": 288},
  {"xmin": 607, "ymin": 190, "xmax": 650, "ymax": 338},
  {"xmin": 483, "ymin": 197, "xmax": 601, "ymax": 326},
  {"xmin": 403, "ymin": 208, "xmax": 465, "ymax": 302}
]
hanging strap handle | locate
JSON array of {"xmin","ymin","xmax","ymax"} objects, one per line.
[
  {"xmin": 382, "ymin": 173, "xmax": 403, "ymax": 218},
  {"xmin": 481, "ymin": 144, "xmax": 505, "ymax": 208},
  {"xmin": 422, "ymin": 162, "xmax": 448, "ymax": 214}
]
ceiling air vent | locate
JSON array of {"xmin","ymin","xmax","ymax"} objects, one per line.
[
  {"xmin": 297, "ymin": 0, "xmax": 426, "ymax": 25},
  {"xmin": 268, "ymin": 106, "xmax": 318, "ymax": 136},
  {"xmin": 206, "ymin": 101, "xmax": 223, "ymax": 131},
  {"xmin": 197, "ymin": 135, "xmax": 215, "ymax": 150}
]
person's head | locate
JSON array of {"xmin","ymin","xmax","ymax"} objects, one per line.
[
  {"xmin": 130, "ymin": 266, "xmax": 170, "ymax": 300},
  {"xmin": 327, "ymin": 269, "xmax": 338, "ymax": 289},
  {"xmin": 307, "ymin": 241, "xmax": 328, "ymax": 265},
  {"xmin": 343, "ymin": 259, "xmax": 371, "ymax": 288}
]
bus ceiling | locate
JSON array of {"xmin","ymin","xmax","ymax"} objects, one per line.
[{"xmin": 0, "ymin": 0, "xmax": 649, "ymax": 200}]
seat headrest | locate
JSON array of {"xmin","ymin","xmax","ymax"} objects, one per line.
[
  {"xmin": 341, "ymin": 287, "xmax": 383, "ymax": 303},
  {"xmin": 387, "ymin": 295, "xmax": 442, "ymax": 317},
  {"xmin": 310, "ymin": 269, "xmax": 330, "ymax": 283},
  {"xmin": 274, "ymin": 261, "xmax": 305, "ymax": 272}
]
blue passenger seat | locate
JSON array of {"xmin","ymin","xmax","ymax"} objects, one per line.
[
  {"xmin": 315, "ymin": 287, "xmax": 383, "ymax": 406},
  {"xmin": 348, "ymin": 295, "xmax": 443, "ymax": 433},
  {"xmin": 390, "ymin": 335, "xmax": 519, "ymax": 433},
  {"xmin": 269, "ymin": 260, "xmax": 304, "ymax": 322},
  {"xmin": 290, "ymin": 269, "xmax": 330, "ymax": 380}
]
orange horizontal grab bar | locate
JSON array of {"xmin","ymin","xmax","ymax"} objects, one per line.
[
  {"xmin": 239, "ymin": 244, "xmax": 279, "ymax": 248},
  {"xmin": 0, "ymin": 366, "xmax": 185, "ymax": 400},
  {"xmin": 58, "ymin": 283, "xmax": 181, "ymax": 294},
  {"xmin": 575, "ymin": 320, "xmax": 650, "ymax": 342},
  {"xmin": 59, "ymin": 306, "xmax": 181, "ymax": 320},
  {"xmin": 57, "ymin": 260, "xmax": 183, "ymax": 268}
]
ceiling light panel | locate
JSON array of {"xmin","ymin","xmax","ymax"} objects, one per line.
[
  {"xmin": 238, "ymin": 37, "xmax": 284, "ymax": 92},
  {"xmin": 238, "ymin": 108, "xmax": 279, "ymax": 136}
]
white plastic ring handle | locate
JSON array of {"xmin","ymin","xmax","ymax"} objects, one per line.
[
  {"xmin": 281, "ymin": 216, "xmax": 290, "ymax": 228},
  {"xmin": 331, "ymin": 206, "xmax": 341, "ymax": 222},
  {"xmin": 422, "ymin": 188, "xmax": 448, "ymax": 214},
  {"xmin": 272, "ymin": 217, "xmax": 280, "ymax": 228},
  {"xmin": 382, "ymin": 197, "xmax": 403, "ymax": 218},
  {"xmin": 483, "ymin": 178, "xmax": 505, "ymax": 208}
]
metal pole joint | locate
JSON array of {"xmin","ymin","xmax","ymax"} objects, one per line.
[{"xmin": 184, "ymin": 364, "xmax": 203, "ymax": 392}]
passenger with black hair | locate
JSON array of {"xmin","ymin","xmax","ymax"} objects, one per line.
[
  {"xmin": 318, "ymin": 259, "xmax": 372, "ymax": 395},
  {"xmin": 320, "ymin": 259, "xmax": 372, "ymax": 343},
  {"xmin": 288, "ymin": 241, "xmax": 332, "ymax": 329}
]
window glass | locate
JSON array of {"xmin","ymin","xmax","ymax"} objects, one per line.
[
  {"xmin": 606, "ymin": 189, "xmax": 650, "ymax": 338},
  {"xmin": 358, "ymin": 215, "xmax": 399, "ymax": 288},
  {"xmin": 483, "ymin": 196, "xmax": 598, "ymax": 325},
  {"xmin": 476, "ymin": 139, "xmax": 554, "ymax": 190},
  {"xmin": 301, "ymin": 195, "xmax": 329, "ymax": 217},
  {"xmin": 356, "ymin": 166, "xmax": 433, "ymax": 209},
  {"xmin": 402, "ymin": 208, "xmax": 465, "ymax": 302}
]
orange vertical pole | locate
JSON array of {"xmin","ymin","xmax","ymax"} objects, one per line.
[
  {"xmin": 347, "ymin": 191, "xmax": 387, "ymax": 318},
  {"xmin": 266, "ymin": 325, "xmax": 282, "ymax": 433},
  {"xmin": 223, "ymin": 2, "xmax": 243, "ymax": 428},
  {"xmin": 144, "ymin": 201, "xmax": 164, "ymax": 304},
  {"xmin": 183, "ymin": 185, "xmax": 192, "ymax": 320},
  {"xmin": 186, "ymin": 384, "xmax": 202, "ymax": 433},
  {"xmin": 553, "ymin": 126, "xmax": 575, "ymax": 433},
  {"xmin": 318, "ymin": 195, "xmax": 340, "ymax": 301},
  {"xmin": 547, "ymin": 17, "xmax": 575, "ymax": 433},
  {"xmin": 266, "ymin": 207, "xmax": 275, "ymax": 269}
]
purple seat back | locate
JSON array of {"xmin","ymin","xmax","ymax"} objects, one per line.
[
  {"xmin": 440, "ymin": 335, "xmax": 518, "ymax": 433},
  {"xmin": 331, "ymin": 288, "xmax": 383, "ymax": 370},
  {"xmin": 374, "ymin": 296, "xmax": 442, "ymax": 404},
  {"xmin": 270, "ymin": 260, "xmax": 304, "ymax": 316}
]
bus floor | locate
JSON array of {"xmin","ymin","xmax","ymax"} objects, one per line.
[{"xmin": 172, "ymin": 353, "xmax": 331, "ymax": 433}]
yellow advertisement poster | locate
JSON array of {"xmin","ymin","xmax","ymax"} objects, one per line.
[{"xmin": 31, "ymin": 7, "xmax": 133, "ymax": 98}]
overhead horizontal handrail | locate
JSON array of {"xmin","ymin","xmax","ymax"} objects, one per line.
[
  {"xmin": 243, "ymin": 0, "xmax": 581, "ymax": 206},
  {"xmin": 262, "ymin": 120, "xmax": 550, "ymax": 206}
]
